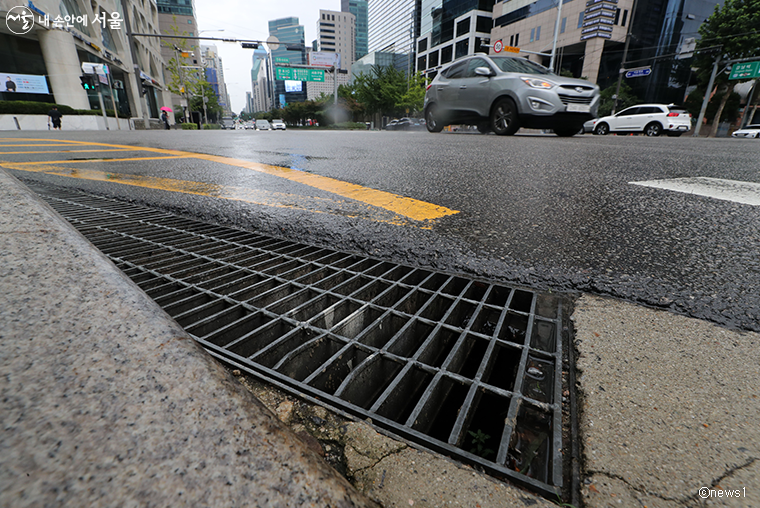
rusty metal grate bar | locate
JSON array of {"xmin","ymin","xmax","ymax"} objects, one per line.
[{"xmin": 32, "ymin": 184, "xmax": 568, "ymax": 499}]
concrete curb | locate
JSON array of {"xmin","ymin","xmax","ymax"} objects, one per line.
[{"xmin": 0, "ymin": 168, "xmax": 378, "ymax": 507}]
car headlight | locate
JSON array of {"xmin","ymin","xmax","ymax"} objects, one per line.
[{"xmin": 521, "ymin": 77, "xmax": 555, "ymax": 89}]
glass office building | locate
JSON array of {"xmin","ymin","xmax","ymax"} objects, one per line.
[
  {"xmin": 268, "ymin": 17, "xmax": 308, "ymax": 108},
  {"xmin": 342, "ymin": 0, "xmax": 369, "ymax": 60},
  {"xmin": 367, "ymin": 0, "xmax": 417, "ymax": 75},
  {"xmin": 156, "ymin": 0, "xmax": 195, "ymax": 16}
]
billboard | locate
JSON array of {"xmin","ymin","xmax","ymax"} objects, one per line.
[
  {"xmin": 2, "ymin": 73, "xmax": 50, "ymax": 94},
  {"xmin": 309, "ymin": 51, "xmax": 341, "ymax": 69},
  {"xmin": 284, "ymin": 80, "xmax": 302, "ymax": 92}
]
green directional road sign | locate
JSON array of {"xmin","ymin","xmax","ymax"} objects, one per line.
[
  {"xmin": 729, "ymin": 61, "xmax": 760, "ymax": 80},
  {"xmin": 275, "ymin": 67, "xmax": 325, "ymax": 82},
  {"xmin": 274, "ymin": 57, "xmax": 290, "ymax": 64}
]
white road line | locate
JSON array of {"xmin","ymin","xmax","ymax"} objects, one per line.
[{"xmin": 630, "ymin": 177, "xmax": 760, "ymax": 206}]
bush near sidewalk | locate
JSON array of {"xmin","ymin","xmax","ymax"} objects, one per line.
[{"xmin": 0, "ymin": 100, "xmax": 128, "ymax": 118}]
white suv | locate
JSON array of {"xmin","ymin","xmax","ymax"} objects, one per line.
[
  {"xmin": 594, "ymin": 104, "xmax": 691, "ymax": 137},
  {"xmin": 271, "ymin": 119, "xmax": 286, "ymax": 130}
]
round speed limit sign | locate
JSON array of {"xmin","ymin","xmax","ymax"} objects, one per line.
[{"xmin": 493, "ymin": 40, "xmax": 503, "ymax": 53}]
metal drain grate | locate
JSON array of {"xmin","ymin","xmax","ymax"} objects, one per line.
[{"xmin": 32, "ymin": 185, "xmax": 568, "ymax": 498}]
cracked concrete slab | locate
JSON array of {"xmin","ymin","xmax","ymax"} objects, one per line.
[{"xmin": 573, "ymin": 295, "xmax": 760, "ymax": 507}]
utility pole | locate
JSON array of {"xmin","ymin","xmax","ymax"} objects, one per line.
[
  {"xmin": 612, "ymin": 0, "xmax": 637, "ymax": 115},
  {"xmin": 120, "ymin": 0, "xmax": 150, "ymax": 129},
  {"xmin": 549, "ymin": 0, "xmax": 564, "ymax": 73},
  {"xmin": 693, "ymin": 56, "xmax": 720, "ymax": 137}
]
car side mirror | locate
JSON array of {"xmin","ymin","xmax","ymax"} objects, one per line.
[{"xmin": 475, "ymin": 67, "xmax": 494, "ymax": 77}]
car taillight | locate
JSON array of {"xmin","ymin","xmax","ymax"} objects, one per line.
[
  {"xmin": 426, "ymin": 84, "xmax": 432, "ymax": 91},
  {"xmin": 667, "ymin": 112, "xmax": 679, "ymax": 117}
]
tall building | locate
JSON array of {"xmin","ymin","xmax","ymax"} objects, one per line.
[
  {"xmin": 342, "ymin": 0, "xmax": 369, "ymax": 60},
  {"xmin": 157, "ymin": 0, "xmax": 201, "ymax": 121},
  {"xmin": 250, "ymin": 46, "xmax": 271, "ymax": 113},
  {"xmin": 415, "ymin": 0, "xmax": 497, "ymax": 76},
  {"xmin": 269, "ymin": 17, "xmax": 307, "ymax": 109},
  {"xmin": 201, "ymin": 45, "xmax": 230, "ymax": 115},
  {"xmin": 0, "ymin": 0, "xmax": 171, "ymax": 125},
  {"xmin": 309, "ymin": 9, "xmax": 356, "ymax": 100},
  {"xmin": 367, "ymin": 0, "xmax": 417, "ymax": 75},
  {"xmin": 490, "ymin": 0, "xmax": 723, "ymax": 103}
]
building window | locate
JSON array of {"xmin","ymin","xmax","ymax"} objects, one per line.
[
  {"xmin": 561, "ymin": 17, "xmax": 566, "ymax": 33},
  {"xmin": 456, "ymin": 18, "xmax": 470, "ymax": 37},
  {"xmin": 614, "ymin": 8, "xmax": 620, "ymax": 24},
  {"xmin": 441, "ymin": 45, "xmax": 453, "ymax": 64},
  {"xmin": 429, "ymin": 50, "xmax": 439, "ymax": 67},
  {"xmin": 621, "ymin": 10, "xmax": 628, "ymax": 26},
  {"xmin": 578, "ymin": 12, "xmax": 584, "ymax": 28},
  {"xmin": 419, "ymin": 38, "xmax": 427, "ymax": 52},
  {"xmin": 536, "ymin": 26, "xmax": 541, "ymax": 40},
  {"xmin": 476, "ymin": 16, "xmax": 492, "ymax": 33},
  {"xmin": 455, "ymin": 39, "xmax": 469, "ymax": 59},
  {"xmin": 418, "ymin": 55, "xmax": 427, "ymax": 70},
  {"xmin": 509, "ymin": 34, "xmax": 514, "ymax": 46},
  {"xmin": 515, "ymin": 33, "xmax": 519, "ymax": 46},
  {"xmin": 530, "ymin": 28, "xmax": 535, "ymax": 42}
]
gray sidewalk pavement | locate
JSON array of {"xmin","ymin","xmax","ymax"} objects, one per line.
[{"xmin": 1, "ymin": 167, "xmax": 758, "ymax": 507}]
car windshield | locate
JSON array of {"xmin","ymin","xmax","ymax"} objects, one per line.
[
  {"xmin": 490, "ymin": 57, "xmax": 552, "ymax": 75},
  {"xmin": 744, "ymin": 124, "xmax": 760, "ymax": 130}
]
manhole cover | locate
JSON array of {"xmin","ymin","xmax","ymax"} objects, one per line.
[{"xmin": 33, "ymin": 184, "xmax": 573, "ymax": 499}]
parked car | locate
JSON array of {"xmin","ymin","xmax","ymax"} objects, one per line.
[
  {"xmin": 255, "ymin": 119, "xmax": 271, "ymax": 131},
  {"xmin": 582, "ymin": 118, "xmax": 598, "ymax": 133},
  {"xmin": 593, "ymin": 104, "xmax": 691, "ymax": 136},
  {"xmin": 731, "ymin": 124, "xmax": 760, "ymax": 138},
  {"xmin": 271, "ymin": 119, "xmax": 286, "ymax": 130},
  {"xmin": 423, "ymin": 54, "xmax": 599, "ymax": 137},
  {"xmin": 384, "ymin": 119, "xmax": 399, "ymax": 130}
]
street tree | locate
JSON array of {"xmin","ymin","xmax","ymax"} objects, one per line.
[
  {"xmin": 398, "ymin": 72, "xmax": 427, "ymax": 117},
  {"xmin": 695, "ymin": 0, "xmax": 760, "ymax": 136},
  {"xmin": 189, "ymin": 80, "xmax": 223, "ymax": 124},
  {"xmin": 162, "ymin": 17, "xmax": 203, "ymax": 121}
]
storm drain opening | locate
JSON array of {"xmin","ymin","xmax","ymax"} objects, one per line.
[{"xmin": 31, "ymin": 184, "xmax": 573, "ymax": 500}]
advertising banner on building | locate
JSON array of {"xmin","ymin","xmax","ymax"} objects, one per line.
[
  {"xmin": 2, "ymin": 73, "xmax": 50, "ymax": 94},
  {"xmin": 309, "ymin": 52, "xmax": 341, "ymax": 69}
]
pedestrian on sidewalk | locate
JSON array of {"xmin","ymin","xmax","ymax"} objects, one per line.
[
  {"xmin": 47, "ymin": 106, "xmax": 62, "ymax": 130},
  {"xmin": 161, "ymin": 111, "xmax": 170, "ymax": 130}
]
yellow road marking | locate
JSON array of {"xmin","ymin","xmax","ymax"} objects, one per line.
[
  {"xmin": 7, "ymin": 155, "xmax": 195, "ymax": 165},
  {"xmin": 1, "ymin": 163, "xmax": 418, "ymax": 226},
  {"xmin": 0, "ymin": 144, "xmax": 89, "ymax": 147},
  {"xmin": 0, "ymin": 138, "xmax": 460, "ymax": 222},
  {"xmin": 0, "ymin": 149, "xmax": 141, "ymax": 155}
]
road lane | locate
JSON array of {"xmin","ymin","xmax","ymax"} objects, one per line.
[{"xmin": 0, "ymin": 137, "xmax": 459, "ymax": 225}]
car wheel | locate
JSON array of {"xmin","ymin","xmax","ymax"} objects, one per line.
[
  {"xmin": 554, "ymin": 125, "xmax": 580, "ymax": 137},
  {"xmin": 425, "ymin": 105, "xmax": 444, "ymax": 133},
  {"xmin": 594, "ymin": 122, "xmax": 609, "ymax": 135},
  {"xmin": 476, "ymin": 122, "xmax": 490, "ymax": 134},
  {"xmin": 645, "ymin": 122, "xmax": 662, "ymax": 136},
  {"xmin": 490, "ymin": 98, "xmax": 520, "ymax": 136}
]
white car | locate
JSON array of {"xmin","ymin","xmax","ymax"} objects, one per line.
[
  {"xmin": 271, "ymin": 119, "xmax": 286, "ymax": 130},
  {"xmin": 731, "ymin": 124, "xmax": 760, "ymax": 138},
  {"xmin": 594, "ymin": 104, "xmax": 692, "ymax": 137}
]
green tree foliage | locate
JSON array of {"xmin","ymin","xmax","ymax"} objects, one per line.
[
  {"xmin": 161, "ymin": 17, "xmax": 202, "ymax": 98},
  {"xmin": 353, "ymin": 65, "xmax": 408, "ymax": 117},
  {"xmin": 694, "ymin": 0, "xmax": 760, "ymax": 135},
  {"xmin": 598, "ymin": 82, "xmax": 639, "ymax": 117},
  {"xmin": 188, "ymin": 80, "xmax": 223, "ymax": 123},
  {"xmin": 398, "ymin": 72, "xmax": 428, "ymax": 116}
]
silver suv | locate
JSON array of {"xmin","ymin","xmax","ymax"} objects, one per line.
[{"xmin": 424, "ymin": 54, "xmax": 600, "ymax": 137}]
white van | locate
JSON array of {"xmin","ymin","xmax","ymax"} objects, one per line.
[{"xmin": 255, "ymin": 119, "xmax": 271, "ymax": 131}]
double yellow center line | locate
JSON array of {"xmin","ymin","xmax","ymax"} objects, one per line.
[{"xmin": 0, "ymin": 138, "xmax": 459, "ymax": 224}]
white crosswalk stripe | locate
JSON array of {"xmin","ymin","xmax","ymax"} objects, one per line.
[{"xmin": 630, "ymin": 177, "xmax": 760, "ymax": 206}]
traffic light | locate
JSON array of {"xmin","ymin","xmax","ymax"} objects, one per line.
[
  {"xmin": 242, "ymin": 43, "xmax": 259, "ymax": 49},
  {"xmin": 79, "ymin": 75, "xmax": 95, "ymax": 90}
]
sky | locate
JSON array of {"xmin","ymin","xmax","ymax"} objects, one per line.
[{"xmin": 194, "ymin": 0, "xmax": 343, "ymax": 113}]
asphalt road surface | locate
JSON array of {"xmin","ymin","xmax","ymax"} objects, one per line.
[{"xmin": 2, "ymin": 129, "xmax": 759, "ymax": 332}]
